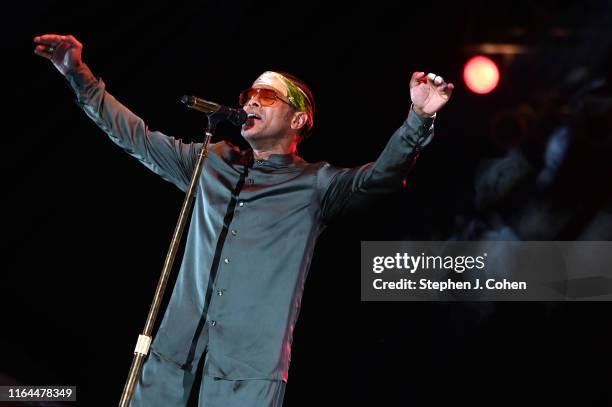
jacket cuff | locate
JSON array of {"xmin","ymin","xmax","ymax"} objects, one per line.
[
  {"xmin": 64, "ymin": 63, "xmax": 101, "ymax": 103},
  {"xmin": 404, "ymin": 105, "xmax": 435, "ymax": 149}
]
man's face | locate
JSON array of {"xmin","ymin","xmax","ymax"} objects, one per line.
[{"xmin": 240, "ymin": 85, "xmax": 296, "ymax": 143}]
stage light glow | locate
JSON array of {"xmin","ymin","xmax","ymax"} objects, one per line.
[{"xmin": 463, "ymin": 56, "xmax": 499, "ymax": 94}]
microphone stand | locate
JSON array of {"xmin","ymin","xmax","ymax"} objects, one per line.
[{"xmin": 118, "ymin": 110, "xmax": 226, "ymax": 407}]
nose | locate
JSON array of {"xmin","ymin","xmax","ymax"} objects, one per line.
[{"xmin": 246, "ymin": 93, "xmax": 261, "ymax": 108}]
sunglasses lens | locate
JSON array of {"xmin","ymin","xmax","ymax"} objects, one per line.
[
  {"xmin": 238, "ymin": 88, "xmax": 282, "ymax": 106},
  {"xmin": 238, "ymin": 88, "xmax": 253, "ymax": 106},
  {"xmin": 258, "ymin": 89, "xmax": 278, "ymax": 106}
]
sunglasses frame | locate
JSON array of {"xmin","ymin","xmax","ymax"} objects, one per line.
[{"xmin": 239, "ymin": 87, "xmax": 293, "ymax": 108}]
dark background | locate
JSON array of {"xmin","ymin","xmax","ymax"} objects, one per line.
[{"xmin": 3, "ymin": 0, "xmax": 612, "ymax": 405}]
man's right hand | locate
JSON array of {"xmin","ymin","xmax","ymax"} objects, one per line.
[{"xmin": 33, "ymin": 34, "xmax": 83, "ymax": 76}]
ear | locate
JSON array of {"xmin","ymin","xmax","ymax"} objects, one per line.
[{"xmin": 290, "ymin": 111, "xmax": 308, "ymax": 132}]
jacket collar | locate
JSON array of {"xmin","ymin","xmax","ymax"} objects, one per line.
[
  {"xmin": 238, "ymin": 149, "xmax": 303, "ymax": 167},
  {"xmin": 224, "ymin": 141, "xmax": 304, "ymax": 167}
]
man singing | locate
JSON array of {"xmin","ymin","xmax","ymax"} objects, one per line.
[{"xmin": 34, "ymin": 34, "xmax": 454, "ymax": 406}]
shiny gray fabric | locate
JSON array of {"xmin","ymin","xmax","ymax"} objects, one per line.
[
  {"xmin": 131, "ymin": 350, "xmax": 285, "ymax": 406},
  {"xmin": 131, "ymin": 351, "xmax": 195, "ymax": 406},
  {"xmin": 198, "ymin": 376, "xmax": 285, "ymax": 407},
  {"xmin": 65, "ymin": 64, "xmax": 435, "ymax": 382}
]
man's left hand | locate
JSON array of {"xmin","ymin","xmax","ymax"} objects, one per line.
[{"xmin": 410, "ymin": 72, "xmax": 454, "ymax": 117}]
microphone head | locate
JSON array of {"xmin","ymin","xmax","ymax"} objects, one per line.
[
  {"xmin": 180, "ymin": 95, "xmax": 194, "ymax": 106},
  {"xmin": 231, "ymin": 109, "xmax": 248, "ymax": 126},
  {"xmin": 179, "ymin": 95, "xmax": 246, "ymax": 127}
]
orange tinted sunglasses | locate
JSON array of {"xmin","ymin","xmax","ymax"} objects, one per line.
[{"xmin": 238, "ymin": 88, "xmax": 292, "ymax": 107}]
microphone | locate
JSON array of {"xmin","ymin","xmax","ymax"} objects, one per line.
[{"xmin": 180, "ymin": 95, "xmax": 247, "ymax": 126}]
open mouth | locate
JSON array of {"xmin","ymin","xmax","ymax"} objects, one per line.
[{"xmin": 244, "ymin": 113, "xmax": 262, "ymax": 128}]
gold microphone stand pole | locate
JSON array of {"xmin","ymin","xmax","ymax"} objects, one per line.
[{"xmin": 118, "ymin": 106, "xmax": 233, "ymax": 406}]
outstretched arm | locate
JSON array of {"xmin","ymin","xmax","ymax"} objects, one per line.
[
  {"xmin": 33, "ymin": 34, "xmax": 200, "ymax": 192},
  {"xmin": 318, "ymin": 71, "xmax": 454, "ymax": 223}
]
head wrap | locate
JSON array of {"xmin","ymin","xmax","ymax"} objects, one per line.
[{"xmin": 253, "ymin": 71, "xmax": 314, "ymax": 130}]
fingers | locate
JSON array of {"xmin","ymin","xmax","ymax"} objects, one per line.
[
  {"xmin": 33, "ymin": 34, "xmax": 81, "ymax": 50},
  {"xmin": 426, "ymin": 72, "xmax": 444, "ymax": 85},
  {"xmin": 34, "ymin": 34, "xmax": 64, "ymax": 46},
  {"xmin": 424, "ymin": 72, "xmax": 454, "ymax": 96},
  {"xmin": 33, "ymin": 34, "xmax": 82, "ymax": 64},
  {"xmin": 33, "ymin": 44, "xmax": 53, "ymax": 59},
  {"xmin": 412, "ymin": 71, "xmax": 448, "ymax": 88},
  {"xmin": 446, "ymin": 83, "xmax": 455, "ymax": 97},
  {"xmin": 63, "ymin": 35, "xmax": 82, "ymax": 48},
  {"xmin": 33, "ymin": 35, "xmax": 62, "ymax": 57},
  {"xmin": 410, "ymin": 71, "xmax": 426, "ymax": 87}
]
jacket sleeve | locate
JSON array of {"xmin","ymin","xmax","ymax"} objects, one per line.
[
  {"xmin": 64, "ymin": 64, "xmax": 200, "ymax": 192},
  {"xmin": 317, "ymin": 109, "xmax": 435, "ymax": 223}
]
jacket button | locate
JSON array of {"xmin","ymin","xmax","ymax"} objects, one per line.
[
  {"xmin": 231, "ymin": 229, "xmax": 237, "ymax": 236},
  {"xmin": 224, "ymin": 258, "xmax": 230, "ymax": 264},
  {"xmin": 209, "ymin": 320, "xmax": 217, "ymax": 327},
  {"xmin": 217, "ymin": 290, "xmax": 224, "ymax": 296},
  {"xmin": 238, "ymin": 201, "xmax": 245, "ymax": 207}
]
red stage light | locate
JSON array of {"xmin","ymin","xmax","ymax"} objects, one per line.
[{"xmin": 463, "ymin": 56, "xmax": 499, "ymax": 94}]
